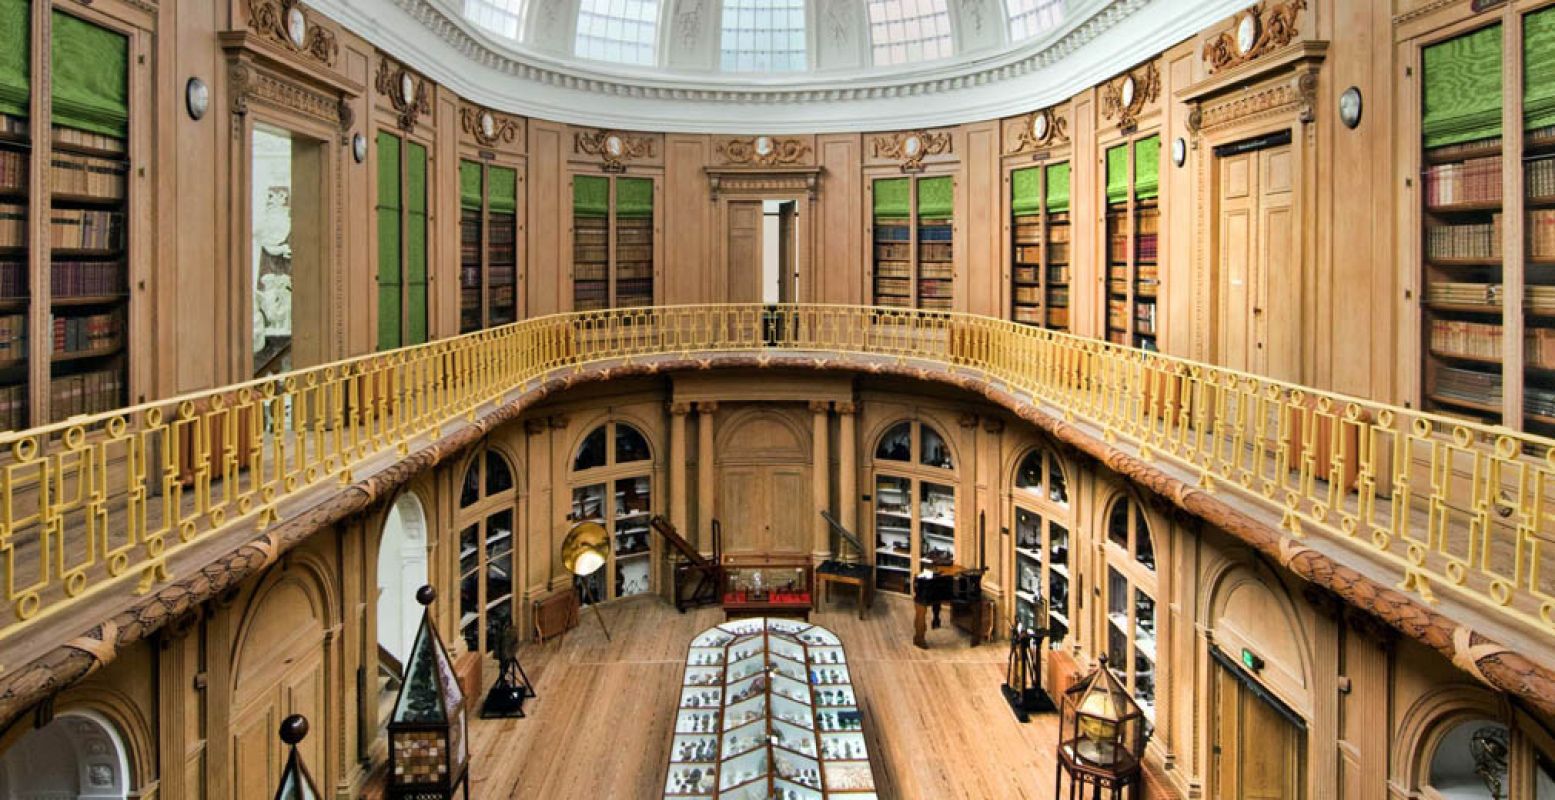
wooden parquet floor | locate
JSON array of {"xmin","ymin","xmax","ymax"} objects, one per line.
[{"xmin": 466, "ymin": 593, "xmax": 1060, "ymax": 800}]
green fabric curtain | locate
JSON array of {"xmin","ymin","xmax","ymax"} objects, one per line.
[
  {"xmin": 51, "ymin": 10, "xmax": 127, "ymax": 137},
  {"xmin": 489, "ymin": 166, "xmax": 517, "ymax": 214},
  {"xmin": 573, "ymin": 174, "xmax": 608, "ymax": 218},
  {"xmin": 1135, "ymin": 135, "xmax": 1161, "ymax": 201},
  {"xmin": 1105, "ymin": 145, "xmax": 1129, "ymax": 204},
  {"xmin": 459, "ymin": 160, "xmax": 483, "ymax": 210},
  {"xmin": 1422, "ymin": 24, "xmax": 1503, "ymax": 148},
  {"xmin": 1046, "ymin": 161, "xmax": 1071, "ymax": 214},
  {"xmin": 1526, "ymin": 8, "xmax": 1555, "ymax": 132},
  {"xmin": 405, "ymin": 140, "xmax": 428, "ymax": 346},
  {"xmin": 917, "ymin": 176, "xmax": 952, "ymax": 219},
  {"xmin": 376, "ymin": 132, "xmax": 402, "ymax": 351},
  {"xmin": 0, "ymin": 0, "xmax": 27, "ymax": 120},
  {"xmin": 1011, "ymin": 167, "xmax": 1041, "ymax": 216},
  {"xmin": 873, "ymin": 177, "xmax": 910, "ymax": 219},
  {"xmin": 616, "ymin": 176, "xmax": 653, "ymax": 218}
]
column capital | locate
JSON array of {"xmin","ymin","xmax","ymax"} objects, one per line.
[
  {"xmin": 834, "ymin": 401, "xmax": 858, "ymax": 415},
  {"xmin": 957, "ymin": 412, "xmax": 980, "ymax": 429},
  {"xmin": 981, "ymin": 416, "xmax": 1005, "ymax": 434},
  {"xmin": 669, "ymin": 401, "xmax": 694, "ymax": 416},
  {"xmin": 696, "ymin": 401, "xmax": 719, "ymax": 414},
  {"xmin": 808, "ymin": 400, "xmax": 832, "ymax": 414},
  {"xmin": 547, "ymin": 414, "xmax": 570, "ymax": 429},
  {"xmin": 523, "ymin": 418, "xmax": 548, "ymax": 436}
]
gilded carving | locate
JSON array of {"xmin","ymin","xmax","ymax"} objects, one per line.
[
  {"xmin": 374, "ymin": 57, "xmax": 432, "ymax": 133},
  {"xmin": 461, "ymin": 105, "xmax": 520, "ymax": 148},
  {"xmin": 872, "ymin": 130, "xmax": 952, "ymax": 172},
  {"xmin": 574, "ymin": 129, "xmax": 656, "ymax": 172},
  {"xmin": 248, "ymin": 0, "xmax": 340, "ymax": 67},
  {"xmin": 1006, "ymin": 107, "xmax": 1070, "ymax": 155},
  {"xmin": 1201, "ymin": 0, "xmax": 1307, "ymax": 74},
  {"xmin": 716, "ymin": 136, "xmax": 811, "ymax": 167},
  {"xmin": 1100, "ymin": 61, "xmax": 1161, "ymax": 132}
]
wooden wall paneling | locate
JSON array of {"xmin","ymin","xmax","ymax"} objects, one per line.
[
  {"xmin": 1161, "ymin": 42, "xmax": 1197, "ymax": 359},
  {"xmin": 341, "ymin": 37, "xmax": 375, "ymax": 358},
  {"xmin": 817, "ymin": 134, "xmax": 863, "ymax": 304},
  {"xmin": 1070, "ymin": 90, "xmax": 1099, "ymax": 338},
  {"xmin": 527, "ymin": 121, "xmax": 564, "ymax": 317},
  {"xmin": 963, "ymin": 122, "xmax": 1001, "ymax": 316},
  {"xmin": 664, "ymin": 134, "xmax": 711, "ymax": 304},
  {"xmin": 432, "ymin": 86, "xmax": 460, "ymax": 341}
]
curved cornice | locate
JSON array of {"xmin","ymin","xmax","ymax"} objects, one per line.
[{"xmin": 310, "ymin": 0, "xmax": 1248, "ymax": 132}]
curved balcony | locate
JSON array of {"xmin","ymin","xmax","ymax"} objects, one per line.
[{"xmin": 0, "ymin": 304, "xmax": 1551, "ymax": 719}]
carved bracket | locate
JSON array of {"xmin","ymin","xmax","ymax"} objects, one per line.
[
  {"xmin": 716, "ymin": 136, "xmax": 812, "ymax": 167},
  {"xmin": 1202, "ymin": 0, "xmax": 1308, "ymax": 74},
  {"xmin": 1006, "ymin": 107, "xmax": 1070, "ymax": 156},
  {"xmin": 1101, "ymin": 61, "xmax": 1161, "ymax": 133},
  {"xmin": 575, "ymin": 129, "xmax": 655, "ymax": 172},
  {"xmin": 872, "ymin": 130, "xmax": 952, "ymax": 172},
  {"xmin": 248, "ymin": 0, "xmax": 339, "ymax": 67},
  {"xmin": 374, "ymin": 56, "xmax": 432, "ymax": 134},
  {"xmin": 460, "ymin": 105, "xmax": 520, "ymax": 148}
]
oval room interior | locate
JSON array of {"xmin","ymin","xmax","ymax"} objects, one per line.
[{"xmin": 1, "ymin": 0, "xmax": 1555, "ymax": 798}]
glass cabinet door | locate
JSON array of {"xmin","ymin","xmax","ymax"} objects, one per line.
[
  {"xmin": 1047, "ymin": 522, "xmax": 1070, "ymax": 643},
  {"xmin": 572, "ymin": 483, "xmax": 607, "ymax": 604},
  {"xmin": 483, "ymin": 509, "xmax": 514, "ymax": 649},
  {"xmin": 873, "ymin": 475, "xmax": 912, "ymax": 593},
  {"xmin": 614, "ymin": 475, "xmax": 652, "ymax": 597},
  {"xmin": 1013, "ymin": 507, "xmax": 1042, "ymax": 633},
  {"xmin": 458, "ymin": 522, "xmax": 482, "ymax": 651},
  {"xmin": 918, "ymin": 481, "xmax": 955, "ymax": 568}
]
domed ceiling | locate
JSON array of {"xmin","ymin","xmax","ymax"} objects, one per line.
[{"xmin": 311, "ymin": 0, "xmax": 1251, "ymax": 131}]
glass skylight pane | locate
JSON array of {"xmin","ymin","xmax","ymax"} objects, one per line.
[
  {"xmin": 1006, "ymin": 0, "xmax": 1064, "ymax": 41},
  {"xmin": 867, "ymin": 0, "xmax": 951, "ymax": 66},
  {"xmin": 719, "ymin": 0, "xmax": 806, "ymax": 72},
  {"xmin": 576, "ymin": 0, "xmax": 661, "ymax": 65},
  {"xmin": 464, "ymin": 0, "xmax": 525, "ymax": 39}
]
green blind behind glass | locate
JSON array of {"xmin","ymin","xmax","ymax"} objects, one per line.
[
  {"xmin": 489, "ymin": 166, "xmax": 517, "ymax": 214},
  {"xmin": 573, "ymin": 174, "xmax": 608, "ymax": 218},
  {"xmin": 0, "ymin": 0, "xmax": 28, "ymax": 120},
  {"xmin": 616, "ymin": 176, "xmax": 653, "ymax": 218},
  {"xmin": 917, "ymin": 176, "xmax": 953, "ymax": 219},
  {"xmin": 1046, "ymin": 162, "xmax": 1071, "ymax": 214},
  {"xmin": 405, "ymin": 141, "xmax": 428, "ymax": 346},
  {"xmin": 51, "ymin": 10, "xmax": 127, "ymax": 137},
  {"xmin": 1526, "ymin": 8, "xmax": 1555, "ymax": 132},
  {"xmin": 1422, "ymin": 24, "xmax": 1503, "ymax": 148},
  {"xmin": 1105, "ymin": 145, "xmax": 1129, "ymax": 204},
  {"xmin": 1011, "ymin": 167, "xmax": 1041, "ymax": 216},
  {"xmin": 459, "ymin": 160, "xmax": 482, "ymax": 210},
  {"xmin": 873, "ymin": 177, "xmax": 910, "ymax": 219},
  {"xmin": 376, "ymin": 132, "xmax": 402, "ymax": 350},
  {"xmin": 1135, "ymin": 135, "xmax": 1161, "ymax": 201}
]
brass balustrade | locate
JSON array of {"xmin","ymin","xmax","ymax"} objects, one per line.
[{"xmin": 0, "ymin": 304, "xmax": 1551, "ymax": 654}]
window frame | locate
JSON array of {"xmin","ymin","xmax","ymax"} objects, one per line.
[
  {"xmin": 1100, "ymin": 490, "xmax": 1159, "ymax": 722},
  {"xmin": 1010, "ymin": 447, "xmax": 1072, "ymax": 648},
  {"xmin": 455, "ymin": 446, "xmax": 518, "ymax": 655},
  {"xmin": 568, "ymin": 420, "xmax": 657, "ymax": 603}
]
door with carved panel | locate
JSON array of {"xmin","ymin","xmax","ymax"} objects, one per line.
[
  {"xmin": 1215, "ymin": 142, "xmax": 1297, "ymax": 381},
  {"xmin": 1212, "ymin": 658, "xmax": 1304, "ymax": 799},
  {"xmin": 727, "ymin": 200, "xmax": 763, "ymax": 303}
]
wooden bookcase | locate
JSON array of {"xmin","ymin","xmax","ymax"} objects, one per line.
[
  {"xmin": 457, "ymin": 159, "xmax": 522, "ymax": 332},
  {"xmin": 571, "ymin": 174, "xmax": 657, "ymax": 311},
  {"xmin": 869, "ymin": 174, "xmax": 955, "ymax": 311},
  {"xmin": 1101, "ymin": 134, "xmax": 1162, "ymax": 351},
  {"xmin": 1410, "ymin": 4, "xmax": 1555, "ymax": 432},
  {"xmin": 0, "ymin": 1, "xmax": 144, "ymax": 427},
  {"xmin": 1008, "ymin": 161, "xmax": 1073, "ymax": 330}
]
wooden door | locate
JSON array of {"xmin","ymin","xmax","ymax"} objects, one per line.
[
  {"xmin": 768, "ymin": 466, "xmax": 809, "ymax": 553},
  {"xmin": 1215, "ymin": 142, "xmax": 1296, "ymax": 381},
  {"xmin": 720, "ymin": 466, "xmax": 767, "ymax": 552},
  {"xmin": 727, "ymin": 201, "xmax": 763, "ymax": 303},
  {"xmin": 777, "ymin": 201, "xmax": 797, "ymax": 303},
  {"xmin": 1213, "ymin": 660, "xmax": 1304, "ymax": 800}
]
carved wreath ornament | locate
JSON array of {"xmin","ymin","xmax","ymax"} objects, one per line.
[
  {"xmin": 717, "ymin": 136, "xmax": 811, "ymax": 167},
  {"xmin": 248, "ymin": 0, "xmax": 339, "ymax": 67},
  {"xmin": 1202, "ymin": 0, "xmax": 1308, "ymax": 73},
  {"xmin": 1101, "ymin": 61, "xmax": 1161, "ymax": 132},
  {"xmin": 575, "ymin": 129, "xmax": 656, "ymax": 171},
  {"xmin": 375, "ymin": 58, "xmax": 432, "ymax": 133},
  {"xmin": 872, "ymin": 130, "xmax": 952, "ymax": 172}
]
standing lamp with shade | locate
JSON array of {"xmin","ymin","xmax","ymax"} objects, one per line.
[
  {"xmin": 1054, "ymin": 654, "xmax": 1147, "ymax": 800},
  {"xmin": 273, "ymin": 714, "xmax": 320, "ymax": 800},
  {"xmin": 561, "ymin": 520, "xmax": 612, "ymax": 641},
  {"xmin": 387, "ymin": 586, "xmax": 470, "ymax": 799}
]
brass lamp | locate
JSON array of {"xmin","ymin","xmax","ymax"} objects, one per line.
[
  {"xmin": 561, "ymin": 521, "xmax": 612, "ymax": 641},
  {"xmin": 1054, "ymin": 654, "xmax": 1146, "ymax": 800},
  {"xmin": 387, "ymin": 586, "xmax": 470, "ymax": 799}
]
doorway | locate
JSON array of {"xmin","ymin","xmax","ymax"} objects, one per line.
[
  {"xmin": 1211, "ymin": 650, "xmax": 1306, "ymax": 799},
  {"xmin": 0, "ymin": 710, "xmax": 133, "ymax": 798},
  {"xmin": 726, "ymin": 199, "xmax": 799, "ymax": 304},
  {"xmin": 375, "ymin": 491, "xmax": 429, "ymax": 721},
  {"xmin": 250, "ymin": 123, "xmax": 328, "ymax": 377},
  {"xmin": 1213, "ymin": 133, "xmax": 1298, "ymax": 381}
]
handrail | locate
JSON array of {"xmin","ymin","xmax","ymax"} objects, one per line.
[{"xmin": 0, "ymin": 303, "xmax": 1550, "ymax": 654}]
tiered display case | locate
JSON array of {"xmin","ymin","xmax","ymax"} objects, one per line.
[
  {"xmin": 664, "ymin": 618, "xmax": 877, "ymax": 799},
  {"xmin": 1010, "ymin": 449, "xmax": 1071, "ymax": 644}
]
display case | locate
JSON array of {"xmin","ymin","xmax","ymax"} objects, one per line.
[
  {"xmin": 872, "ymin": 475, "xmax": 913, "ymax": 594},
  {"xmin": 721, "ymin": 557, "xmax": 814, "ymax": 621},
  {"xmin": 664, "ymin": 618, "xmax": 878, "ymax": 799}
]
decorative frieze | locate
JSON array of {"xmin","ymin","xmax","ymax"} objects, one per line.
[
  {"xmin": 1188, "ymin": 65, "xmax": 1320, "ymax": 132},
  {"xmin": 574, "ymin": 129, "xmax": 656, "ymax": 172},
  {"xmin": 229, "ymin": 59, "xmax": 345, "ymax": 127},
  {"xmin": 871, "ymin": 130, "xmax": 952, "ymax": 172},
  {"xmin": 705, "ymin": 167, "xmax": 822, "ymax": 201},
  {"xmin": 248, "ymin": 0, "xmax": 340, "ymax": 68},
  {"xmin": 1100, "ymin": 61, "xmax": 1161, "ymax": 133},
  {"xmin": 715, "ymin": 136, "xmax": 812, "ymax": 167},
  {"xmin": 1201, "ymin": 0, "xmax": 1308, "ymax": 74},
  {"xmin": 374, "ymin": 56, "xmax": 432, "ymax": 133}
]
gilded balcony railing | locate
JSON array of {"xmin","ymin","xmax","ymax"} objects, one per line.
[{"xmin": 0, "ymin": 304, "xmax": 1551, "ymax": 655}]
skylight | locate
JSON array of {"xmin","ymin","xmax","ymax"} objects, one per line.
[
  {"xmin": 720, "ymin": 0, "xmax": 807, "ymax": 72},
  {"xmin": 1005, "ymin": 0, "xmax": 1063, "ymax": 41},
  {"xmin": 575, "ymin": 0, "xmax": 660, "ymax": 66},
  {"xmin": 866, "ymin": 0, "xmax": 953, "ymax": 66},
  {"xmin": 464, "ymin": 0, "xmax": 526, "ymax": 40}
]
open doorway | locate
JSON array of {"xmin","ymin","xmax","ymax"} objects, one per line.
[
  {"xmin": 250, "ymin": 122, "xmax": 327, "ymax": 378},
  {"xmin": 726, "ymin": 198, "xmax": 799, "ymax": 304}
]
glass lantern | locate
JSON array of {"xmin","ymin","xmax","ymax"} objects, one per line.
[
  {"xmin": 388, "ymin": 586, "xmax": 470, "ymax": 799},
  {"xmin": 1054, "ymin": 654, "xmax": 1146, "ymax": 800}
]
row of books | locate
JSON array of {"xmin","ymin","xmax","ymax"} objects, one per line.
[
  {"xmin": 0, "ymin": 313, "xmax": 24, "ymax": 362},
  {"xmin": 1014, "ymin": 286, "xmax": 1041, "ymax": 304},
  {"xmin": 1528, "ymin": 157, "xmax": 1555, "ymax": 200},
  {"xmin": 1531, "ymin": 285, "xmax": 1555, "ymax": 315},
  {"xmin": 53, "ymin": 127, "xmax": 126, "ymax": 155},
  {"xmin": 1013, "ymin": 305, "xmax": 1043, "ymax": 323},
  {"xmin": 50, "ymin": 152, "xmax": 128, "ymax": 200},
  {"xmin": 1426, "ymin": 217, "xmax": 1502, "ymax": 261},
  {"xmin": 51, "ymin": 209, "xmax": 124, "ymax": 251},
  {"xmin": 874, "ymin": 277, "xmax": 911, "ymax": 296},
  {"xmin": 875, "ymin": 222, "xmax": 911, "ymax": 242},
  {"xmin": 49, "ymin": 366, "xmax": 124, "ymax": 421},
  {"xmin": 1048, "ymin": 287, "xmax": 1070, "ymax": 304},
  {"xmin": 1428, "ymin": 281, "xmax": 1502, "ymax": 307},
  {"xmin": 919, "ymin": 242, "xmax": 952, "ymax": 262},
  {"xmin": 876, "ymin": 243, "xmax": 910, "ymax": 260},
  {"xmin": 876, "ymin": 294, "xmax": 914, "ymax": 308},
  {"xmin": 919, "ymin": 279, "xmax": 952, "ymax": 300},
  {"xmin": 1532, "ymin": 210, "xmax": 1555, "ymax": 260},
  {"xmin": 918, "ymin": 223, "xmax": 952, "ymax": 242},
  {"xmin": 0, "ymin": 202, "xmax": 21, "ymax": 247},
  {"xmin": 573, "ymin": 284, "xmax": 609, "ymax": 309},
  {"xmin": 876, "ymin": 261, "xmax": 912, "ymax": 279},
  {"xmin": 920, "ymin": 297, "xmax": 953, "ymax": 311},
  {"xmin": 53, "ymin": 309, "xmax": 122, "ymax": 355},
  {"xmin": 1137, "ymin": 233, "xmax": 1159, "ymax": 263},
  {"xmin": 1526, "ymin": 385, "xmax": 1555, "ymax": 419},
  {"xmin": 1014, "ymin": 245, "xmax": 1043, "ymax": 264},
  {"xmin": 1529, "ymin": 327, "xmax": 1555, "ymax": 368},
  {"xmin": 1431, "ymin": 319, "xmax": 1503, "ymax": 360},
  {"xmin": 617, "ymin": 262, "xmax": 653, "ymax": 280},
  {"xmin": 1013, "ymin": 221, "xmax": 1042, "ymax": 245},
  {"xmin": 0, "ymin": 149, "xmax": 24, "ymax": 193},
  {"xmin": 0, "ymin": 114, "xmax": 28, "ymax": 138},
  {"xmin": 1433, "ymin": 366, "xmax": 1501, "ymax": 409},
  {"xmin": 1048, "ymin": 307, "xmax": 1070, "ymax": 328},
  {"xmin": 1013, "ymin": 266, "xmax": 1040, "ymax": 285},
  {"xmin": 1426, "ymin": 136, "xmax": 1500, "ymax": 162},
  {"xmin": 1424, "ymin": 155, "xmax": 1501, "ymax": 208},
  {"xmin": 52, "ymin": 260, "xmax": 125, "ymax": 298},
  {"xmin": 1049, "ymin": 266, "xmax": 1071, "ymax": 284},
  {"xmin": 574, "ymin": 245, "xmax": 609, "ymax": 262},
  {"xmin": 574, "ymin": 264, "xmax": 609, "ymax": 282},
  {"xmin": 0, "ymin": 384, "xmax": 24, "ymax": 430},
  {"xmin": 920, "ymin": 262, "xmax": 952, "ymax": 280},
  {"xmin": 616, "ymin": 246, "xmax": 653, "ymax": 262}
]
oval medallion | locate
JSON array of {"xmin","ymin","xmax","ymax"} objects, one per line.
[
  {"xmin": 1236, "ymin": 13, "xmax": 1259, "ymax": 54},
  {"xmin": 286, "ymin": 7, "xmax": 307, "ymax": 48},
  {"xmin": 480, "ymin": 111, "xmax": 496, "ymax": 139},
  {"xmin": 904, "ymin": 135, "xmax": 922, "ymax": 157},
  {"xmin": 1121, "ymin": 76, "xmax": 1136, "ymax": 108},
  {"xmin": 755, "ymin": 135, "xmax": 774, "ymax": 156},
  {"xmin": 606, "ymin": 134, "xmax": 624, "ymax": 157},
  {"xmin": 400, "ymin": 73, "xmax": 416, "ymax": 105},
  {"xmin": 1031, "ymin": 112, "xmax": 1049, "ymax": 142}
]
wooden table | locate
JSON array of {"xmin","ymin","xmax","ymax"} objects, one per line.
[{"xmin": 816, "ymin": 561, "xmax": 873, "ymax": 620}]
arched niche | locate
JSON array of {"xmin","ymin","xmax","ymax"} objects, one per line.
[
  {"xmin": 377, "ymin": 490, "xmax": 430, "ymax": 683},
  {"xmin": 1426, "ymin": 719, "xmax": 1513, "ymax": 800},
  {"xmin": 0, "ymin": 710, "xmax": 133, "ymax": 799},
  {"xmin": 714, "ymin": 407, "xmax": 809, "ymax": 464},
  {"xmin": 1203, "ymin": 559, "xmax": 1312, "ymax": 716}
]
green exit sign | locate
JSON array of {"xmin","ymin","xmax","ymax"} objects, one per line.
[{"xmin": 1241, "ymin": 648, "xmax": 1265, "ymax": 672}]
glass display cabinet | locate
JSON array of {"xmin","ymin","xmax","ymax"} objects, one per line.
[
  {"xmin": 721, "ymin": 557, "xmax": 815, "ymax": 621},
  {"xmin": 665, "ymin": 618, "xmax": 878, "ymax": 799}
]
